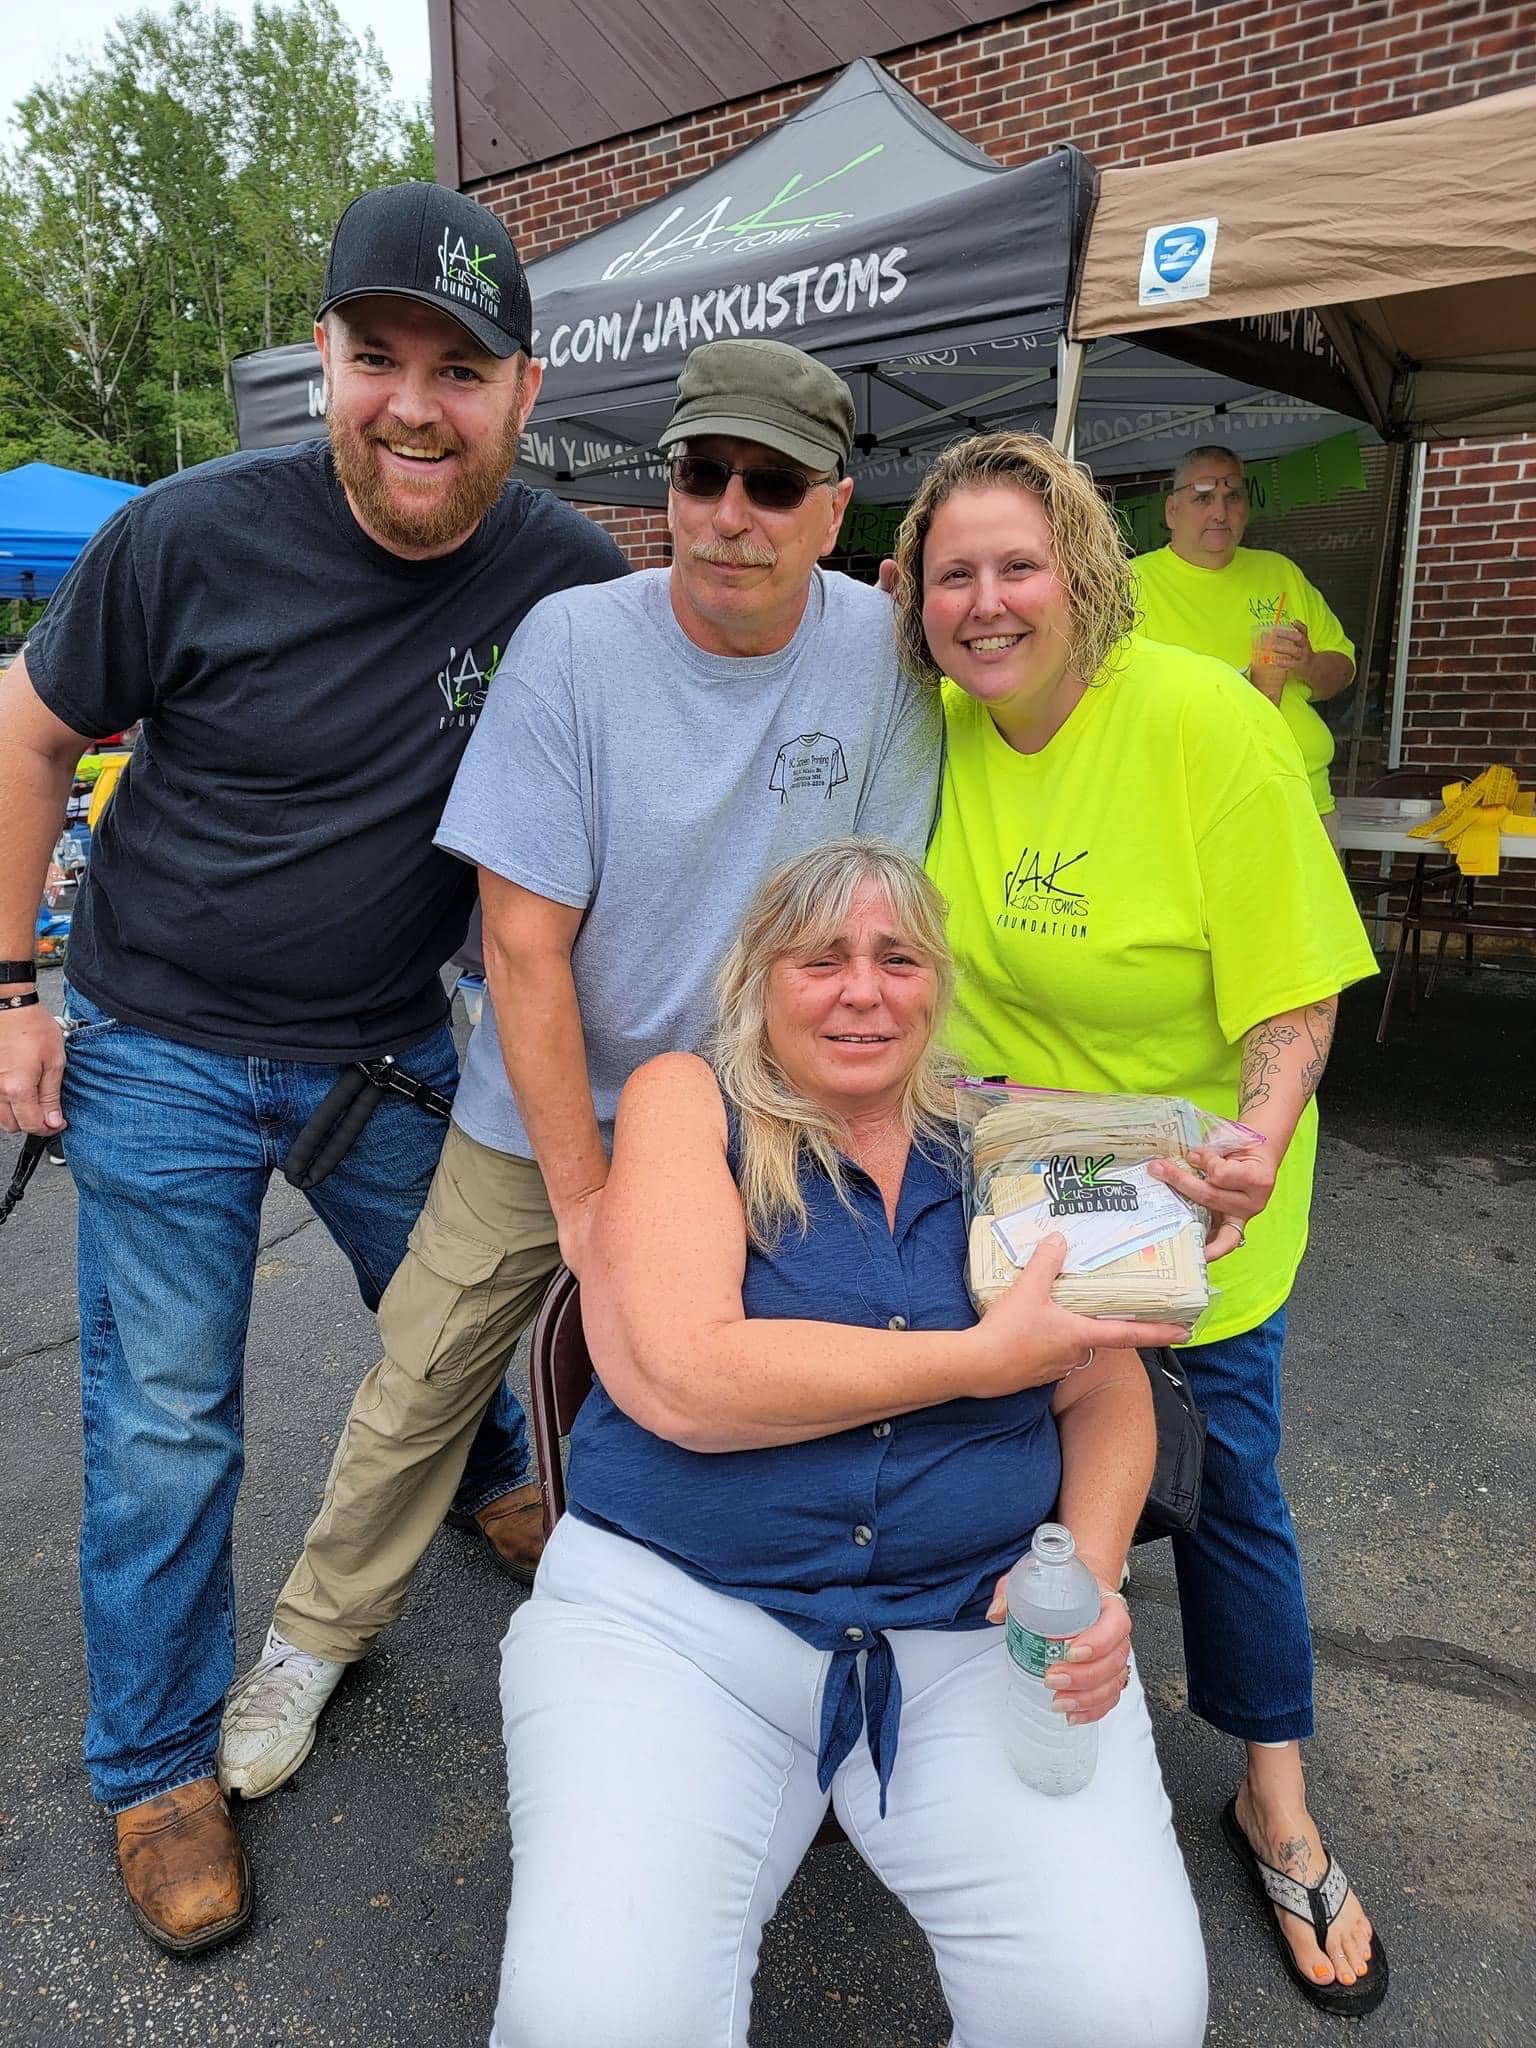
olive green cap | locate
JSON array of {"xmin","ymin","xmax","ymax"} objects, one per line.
[{"xmin": 658, "ymin": 339, "xmax": 856, "ymax": 473}]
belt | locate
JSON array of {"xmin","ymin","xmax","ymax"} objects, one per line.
[{"xmin": 3, "ymin": 1055, "xmax": 456, "ymax": 1226}]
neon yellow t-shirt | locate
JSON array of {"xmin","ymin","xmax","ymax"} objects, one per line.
[
  {"xmin": 1130, "ymin": 545, "xmax": 1353, "ymax": 815},
  {"xmin": 925, "ymin": 636, "xmax": 1377, "ymax": 1344}
]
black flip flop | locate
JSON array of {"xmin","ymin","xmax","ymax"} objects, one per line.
[{"xmin": 1220, "ymin": 1796, "xmax": 1389, "ymax": 2018}]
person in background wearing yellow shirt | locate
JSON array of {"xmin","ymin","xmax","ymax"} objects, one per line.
[
  {"xmin": 1131, "ymin": 445, "xmax": 1356, "ymax": 846},
  {"xmin": 894, "ymin": 432, "xmax": 1388, "ymax": 2020}
]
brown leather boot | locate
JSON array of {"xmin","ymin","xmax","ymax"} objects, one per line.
[
  {"xmin": 453, "ymin": 1480, "xmax": 545, "ymax": 1585},
  {"xmin": 115, "ymin": 1777, "xmax": 252, "ymax": 1955}
]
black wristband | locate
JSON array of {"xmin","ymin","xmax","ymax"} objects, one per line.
[
  {"xmin": 1, "ymin": 991, "xmax": 41, "ymax": 1010},
  {"xmin": 0, "ymin": 961, "xmax": 38, "ymax": 985}
]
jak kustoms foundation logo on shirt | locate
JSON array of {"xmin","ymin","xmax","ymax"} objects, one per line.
[
  {"xmin": 998, "ymin": 842, "xmax": 1091, "ymax": 940},
  {"xmin": 436, "ymin": 640, "xmax": 502, "ymax": 731}
]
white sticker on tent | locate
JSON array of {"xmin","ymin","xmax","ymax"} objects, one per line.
[{"xmin": 1139, "ymin": 218, "xmax": 1220, "ymax": 306}]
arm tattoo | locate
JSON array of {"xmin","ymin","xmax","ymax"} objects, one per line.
[
  {"xmin": 1238, "ymin": 999, "xmax": 1338, "ymax": 1117},
  {"xmin": 1238, "ymin": 1021, "xmax": 1298, "ymax": 1117},
  {"xmin": 1298, "ymin": 998, "xmax": 1337, "ymax": 1102}
]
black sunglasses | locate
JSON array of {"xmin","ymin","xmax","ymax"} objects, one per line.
[{"xmin": 668, "ymin": 453, "xmax": 833, "ymax": 512}]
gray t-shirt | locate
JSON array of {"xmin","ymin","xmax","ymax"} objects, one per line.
[{"xmin": 436, "ymin": 566, "xmax": 941, "ymax": 1158}]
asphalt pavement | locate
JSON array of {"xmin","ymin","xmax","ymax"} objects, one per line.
[{"xmin": 2, "ymin": 962, "xmax": 1533, "ymax": 2047}]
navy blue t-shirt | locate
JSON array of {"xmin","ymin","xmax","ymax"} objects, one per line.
[
  {"xmin": 25, "ymin": 440, "xmax": 628, "ymax": 1059},
  {"xmin": 568, "ymin": 1124, "xmax": 1061, "ymax": 1805}
]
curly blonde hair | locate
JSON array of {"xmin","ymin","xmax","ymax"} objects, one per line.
[
  {"xmin": 712, "ymin": 839, "xmax": 958, "ymax": 1249},
  {"xmin": 891, "ymin": 431, "xmax": 1136, "ymax": 690}
]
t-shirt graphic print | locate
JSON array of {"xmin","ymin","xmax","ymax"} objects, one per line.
[
  {"xmin": 769, "ymin": 731, "xmax": 849, "ymax": 802},
  {"xmin": 1001, "ymin": 840, "xmax": 1092, "ymax": 939}
]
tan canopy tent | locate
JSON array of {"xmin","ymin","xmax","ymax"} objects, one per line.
[
  {"xmin": 1069, "ymin": 84, "xmax": 1536, "ymax": 442},
  {"xmin": 1068, "ymin": 85, "xmax": 1536, "ymax": 773}
]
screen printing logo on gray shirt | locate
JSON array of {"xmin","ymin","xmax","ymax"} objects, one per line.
[{"xmin": 769, "ymin": 731, "xmax": 849, "ymax": 801}]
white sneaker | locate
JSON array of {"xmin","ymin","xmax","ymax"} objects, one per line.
[{"xmin": 218, "ymin": 1627, "xmax": 346, "ymax": 1800}]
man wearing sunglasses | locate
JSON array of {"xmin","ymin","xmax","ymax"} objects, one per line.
[{"xmin": 223, "ymin": 337, "xmax": 941, "ymax": 1810}]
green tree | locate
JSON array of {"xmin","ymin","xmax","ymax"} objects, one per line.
[
  {"xmin": 231, "ymin": 2, "xmax": 431, "ymax": 356},
  {"xmin": 104, "ymin": 3, "xmax": 246, "ymax": 469},
  {"xmin": 0, "ymin": 0, "xmax": 431, "ymax": 483},
  {"xmin": 0, "ymin": 60, "xmax": 158, "ymax": 476}
]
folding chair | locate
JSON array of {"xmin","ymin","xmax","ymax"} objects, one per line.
[
  {"xmin": 527, "ymin": 1264, "xmax": 593, "ymax": 1536},
  {"xmin": 526, "ymin": 1264, "xmax": 847, "ymax": 1850}
]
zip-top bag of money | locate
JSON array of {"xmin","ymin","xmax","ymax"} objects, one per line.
[{"xmin": 953, "ymin": 1079, "xmax": 1261, "ymax": 1325}]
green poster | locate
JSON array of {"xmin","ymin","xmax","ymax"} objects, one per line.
[
  {"xmin": 1112, "ymin": 431, "xmax": 1367, "ymax": 552},
  {"xmin": 840, "ymin": 431, "xmax": 1368, "ymax": 560}
]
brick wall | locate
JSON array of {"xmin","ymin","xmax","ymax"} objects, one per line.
[
  {"xmin": 478, "ymin": 2, "xmax": 1536, "ymax": 257},
  {"xmin": 477, "ymin": 0, "xmax": 1536, "ymax": 898},
  {"xmin": 1400, "ymin": 440, "xmax": 1536, "ymax": 779},
  {"xmin": 581, "ymin": 504, "xmax": 672, "ymax": 570}
]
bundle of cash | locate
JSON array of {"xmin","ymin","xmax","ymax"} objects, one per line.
[{"xmin": 955, "ymin": 1082, "xmax": 1257, "ymax": 1323}]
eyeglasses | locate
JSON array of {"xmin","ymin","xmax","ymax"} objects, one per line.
[{"xmin": 668, "ymin": 453, "xmax": 833, "ymax": 512}]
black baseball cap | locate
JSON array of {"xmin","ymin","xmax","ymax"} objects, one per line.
[{"xmin": 318, "ymin": 182, "xmax": 533, "ymax": 358}]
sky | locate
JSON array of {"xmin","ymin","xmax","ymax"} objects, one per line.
[{"xmin": 5, "ymin": 0, "xmax": 432, "ymax": 132}]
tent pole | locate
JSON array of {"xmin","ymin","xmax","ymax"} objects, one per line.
[
  {"xmin": 1344, "ymin": 441, "xmax": 1402, "ymax": 796},
  {"xmin": 1052, "ymin": 337, "xmax": 1087, "ymax": 457},
  {"xmin": 1386, "ymin": 440, "xmax": 1427, "ymax": 771}
]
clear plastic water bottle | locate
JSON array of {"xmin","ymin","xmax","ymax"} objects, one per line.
[{"xmin": 1003, "ymin": 1522, "xmax": 1102, "ymax": 1796}]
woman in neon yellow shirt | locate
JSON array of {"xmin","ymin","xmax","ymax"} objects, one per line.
[{"xmin": 894, "ymin": 432, "xmax": 1386, "ymax": 2019}]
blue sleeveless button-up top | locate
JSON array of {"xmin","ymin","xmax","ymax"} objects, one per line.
[{"xmin": 566, "ymin": 1125, "xmax": 1061, "ymax": 1810}]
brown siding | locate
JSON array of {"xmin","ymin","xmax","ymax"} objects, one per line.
[{"xmin": 435, "ymin": 0, "xmax": 1035, "ymax": 181}]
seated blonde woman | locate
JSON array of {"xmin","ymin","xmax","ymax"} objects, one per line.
[{"xmin": 490, "ymin": 839, "xmax": 1207, "ymax": 2048}]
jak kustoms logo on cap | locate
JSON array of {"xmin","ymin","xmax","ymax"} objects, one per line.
[{"xmin": 438, "ymin": 227, "xmax": 502, "ymax": 314}]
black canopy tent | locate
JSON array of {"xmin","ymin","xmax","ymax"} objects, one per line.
[
  {"xmin": 231, "ymin": 342, "xmax": 326, "ymax": 449},
  {"xmin": 232, "ymin": 60, "xmax": 1368, "ymax": 496},
  {"xmin": 235, "ymin": 60, "xmax": 1093, "ymax": 492},
  {"xmin": 520, "ymin": 57, "xmax": 1094, "ymax": 502}
]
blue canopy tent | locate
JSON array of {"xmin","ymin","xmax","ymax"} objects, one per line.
[{"xmin": 0, "ymin": 463, "xmax": 143, "ymax": 600}]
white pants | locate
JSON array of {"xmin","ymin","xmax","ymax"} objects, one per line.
[{"xmin": 492, "ymin": 1516, "xmax": 1208, "ymax": 2048}]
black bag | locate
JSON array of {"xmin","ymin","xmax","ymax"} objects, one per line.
[{"xmin": 1131, "ymin": 1346, "xmax": 1207, "ymax": 1546}]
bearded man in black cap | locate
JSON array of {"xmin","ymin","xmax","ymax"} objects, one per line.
[
  {"xmin": 219, "ymin": 335, "xmax": 940, "ymax": 1833},
  {"xmin": 0, "ymin": 182, "xmax": 624, "ymax": 1953}
]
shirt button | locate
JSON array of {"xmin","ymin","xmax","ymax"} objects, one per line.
[
  {"xmin": 843, "ymin": 1626, "xmax": 865, "ymax": 1644},
  {"xmin": 853, "ymin": 1524, "xmax": 873, "ymax": 1546},
  {"xmin": 872, "ymin": 1421, "xmax": 892, "ymax": 1439},
  {"xmin": 887, "ymin": 1314, "xmax": 907, "ymax": 1330}
]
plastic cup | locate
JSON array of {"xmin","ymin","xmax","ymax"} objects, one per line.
[{"xmin": 1249, "ymin": 624, "xmax": 1288, "ymax": 700}]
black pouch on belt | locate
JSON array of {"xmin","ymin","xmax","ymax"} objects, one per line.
[
  {"xmin": 1131, "ymin": 1346, "xmax": 1207, "ymax": 1545},
  {"xmin": 282, "ymin": 1056, "xmax": 453, "ymax": 1192}
]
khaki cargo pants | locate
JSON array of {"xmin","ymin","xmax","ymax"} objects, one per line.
[{"xmin": 275, "ymin": 1125, "xmax": 561, "ymax": 1663}]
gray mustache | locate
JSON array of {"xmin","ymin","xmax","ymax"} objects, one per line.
[{"xmin": 690, "ymin": 539, "xmax": 778, "ymax": 569}]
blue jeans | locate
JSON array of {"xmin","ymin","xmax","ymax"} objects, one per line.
[
  {"xmin": 59, "ymin": 985, "xmax": 530, "ymax": 1812},
  {"xmin": 1171, "ymin": 1309, "xmax": 1314, "ymax": 1744}
]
